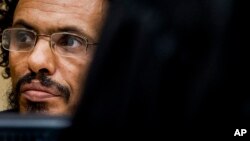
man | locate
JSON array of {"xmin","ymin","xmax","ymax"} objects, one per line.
[{"xmin": 0, "ymin": 0, "xmax": 108, "ymax": 115}]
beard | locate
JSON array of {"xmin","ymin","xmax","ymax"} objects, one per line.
[
  {"xmin": 8, "ymin": 71, "xmax": 70, "ymax": 113},
  {"xmin": 25, "ymin": 101, "xmax": 47, "ymax": 113}
]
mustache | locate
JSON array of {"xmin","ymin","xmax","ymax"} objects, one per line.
[{"xmin": 15, "ymin": 72, "xmax": 70, "ymax": 102}]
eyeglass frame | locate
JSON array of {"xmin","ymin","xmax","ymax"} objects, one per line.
[{"xmin": 0, "ymin": 27, "xmax": 98, "ymax": 57}]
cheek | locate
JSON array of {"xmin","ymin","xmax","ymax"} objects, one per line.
[
  {"xmin": 61, "ymin": 58, "xmax": 91, "ymax": 112},
  {"xmin": 61, "ymin": 57, "xmax": 92, "ymax": 95},
  {"xmin": 9, "ymin": 53, "xmax": 29, "ymax": 85},
  {"xmin": 74, "ymin": 61, "xmax": 90, "ymax": 87}
]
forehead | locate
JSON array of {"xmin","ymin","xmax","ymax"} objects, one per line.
[
  {"xmin": 15, "ymin": 0, "xmax": 104, "ymax": 15},
  {"xmin": 14, "ymin": 0, "xmax": 107, "ymax": 40}
]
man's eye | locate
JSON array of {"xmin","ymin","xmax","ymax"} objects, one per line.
[
  {"xmin": 15, "ymin": 31, "xmax": 33, "ymax": 43},
  {"xmin": 57, "ymin": 35, "xmax": 83, "ymax": 48}
]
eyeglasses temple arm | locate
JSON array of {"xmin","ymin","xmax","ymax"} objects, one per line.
[{"xmin": 88, "ymin": 43, "xmax": 98, "ymax": 46}]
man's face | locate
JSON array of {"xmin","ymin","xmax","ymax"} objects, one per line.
[{"xmin": 9, "ymin": 0, "xmax": 107, "ymax": 115}]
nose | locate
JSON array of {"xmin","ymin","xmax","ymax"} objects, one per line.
[{"xmin": 27, "ymin": 38, "xmax": 56, "ymax": 75}]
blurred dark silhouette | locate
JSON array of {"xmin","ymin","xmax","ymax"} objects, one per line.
[{"xmin": 61, "ymin": 0, "xmax": 248, "ymax": 138}]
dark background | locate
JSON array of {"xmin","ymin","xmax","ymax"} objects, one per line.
[{"xmin": 32, "ymin": 0, "xmax": 248, "ymax": 138}]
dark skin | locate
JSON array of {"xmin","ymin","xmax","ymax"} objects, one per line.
[{"xmin": 8, "ymin": 0, "xmax": 107, "ymax": 115}]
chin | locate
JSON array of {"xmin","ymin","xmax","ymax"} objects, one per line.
[
  {"xmin": 19, "ymin": 97, "xmax": 70, "ymax": 116},
  {"xmin": 20, "ymin": 106, "xmax": 70, "ymax": 116}
]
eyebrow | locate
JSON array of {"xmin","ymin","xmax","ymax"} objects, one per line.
[
  {"xmin": 13, "ymin": 19, "xmax": 33, "ymax": 30},
  {"xmin": 13, "ymin": 19, "xmax": 95, "ymax": 42}
]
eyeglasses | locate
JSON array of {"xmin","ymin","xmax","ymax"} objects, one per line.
[{"xmin": 1, "ymin": 28, "xmax": 97, "ymax": 57}]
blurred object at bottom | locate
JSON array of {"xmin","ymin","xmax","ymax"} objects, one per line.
[{"xmin": 0, "ymin": 114, "xmax": 70, "ymax": 141}]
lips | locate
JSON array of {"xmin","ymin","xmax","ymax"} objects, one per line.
[{"xmin": 20, "ymin": 81, "xmax": 60, "ymax": 102}]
